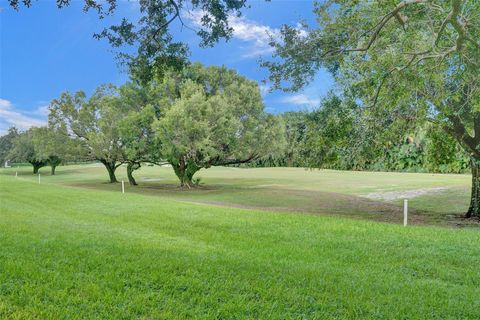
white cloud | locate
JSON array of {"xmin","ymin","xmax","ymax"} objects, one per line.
[
  {"xmin": 281, "ymin": 94, "xmax": 320, "ymax": 108},
  {"xmin": 259, "ymin": 83, "xmax": 271, "ymax": 96},
  {"xmin": 265, "ymin": 106, "xmax": 276, "ymax": 113},
  {"xmin": 0, "ymin": 99, "xmax": 12, "ymax": 109},
  {"xmin": 0, "ymin": 98, "xmax": 46, "ymax": 135},
  {"xmin": 228, "ymin": 15, "xmax": 280, "ymax": 57},
  {"xmin": 185, "ymin": 11, "xmax": 281, "ymax": 58},
  {"xmin": 36, "ymin": 105, "xmax": 50, "ymax": 116}
]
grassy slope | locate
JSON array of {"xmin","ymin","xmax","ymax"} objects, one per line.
[
  {"xmin": 1, "ymin": 175, "xmax": 480, "ymax": 319},
  {"xmin": 3, "ymin": 164, "xmax": 471, "ymax": 226}
]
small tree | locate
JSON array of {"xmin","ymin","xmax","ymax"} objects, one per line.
[
  {"xmin": 30, "ymin": 125, "xmax": 78, "ymax": 175},
  {"xmin": 0, "ymin": 127, "xmax": 19, "ymax": 166},
  {"xmin": 154, "ymin": 67, "xmax": 285, "ymax": 187},
  {"xmin": 8, "ymin": 128, "xmax": 48, "ymax": 174}
]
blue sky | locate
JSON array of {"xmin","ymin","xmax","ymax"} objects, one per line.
[{"xmin": 0, "ymin": 0, "xmax": 333, "ymax": 134}]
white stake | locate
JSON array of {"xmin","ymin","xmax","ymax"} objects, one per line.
[
  {"xmin": 122, "ymin": 180, "xmax": 125, "ymax": 194},
  {"xmin": 403, "ymin": 199, "xmax": 408, "ymax": 227},
  {"xmin": 38, "ymin": 173, "xmax": 41, "ymax": 184},
  {"xmin": 15, "ymin": 171, "xmax": 18, "ymax": 178}
]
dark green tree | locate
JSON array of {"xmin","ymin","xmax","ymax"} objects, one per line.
[
  {"xmin": 31, "ymin": 125, "xmax": 78, "ymax": 175},
  {"xmin": 116, "ymin": 82, "xmax": 167, "ymax": 185},
  {"xmin": 0, "ymin": 127, "xmax": 19, "ymax": 167},
  {"xmin": 154, "ymin": 64, "xmax": 285, "ymax": 187},
  {"xmin": 8, "ymin": 128, "xmax": 48, "ymax": 174}
]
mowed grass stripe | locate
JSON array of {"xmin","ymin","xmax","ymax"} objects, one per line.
[{"xmin": 1, "ymin": 176, "xmax": 479, "ymax": 319}]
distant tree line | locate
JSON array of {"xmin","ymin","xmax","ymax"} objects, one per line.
[
  {"xmin": 3, "ymin": 85, "xmax": 468, "ymax": 185},
  {"xmin": 244, "ymin": 93, "xmax": 469, "ymax": 174}
]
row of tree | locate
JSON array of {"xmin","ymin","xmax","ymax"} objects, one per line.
[
  {"xmin": 250, "ymin": 94, "xmax": 469, "ymax": 174},
  {"xmin": 3, "ymin": 126, "xmax": 77, "ymax": 175},
  {"xmin": 5, "ymin": 85, "xmax": 469, "ymax": 184},
  {"xmin": 6, "ymin": 63, "xmax": 284, "ymax": 187}
]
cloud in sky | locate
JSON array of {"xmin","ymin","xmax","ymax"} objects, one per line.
[
  {"xmin": 259, "ymin": 83, "xmax": 271, "ymax": 97},
  {"xmin": 0, "ymin": 98, "xmax": 46, "ymax": 135},
  {"xmin": 281, "ymin": 94, "xmax": 320, "ymax": 108},
  {"xmin": 185, "ymin": 11, "xmax": 281, "ymax": 58}
]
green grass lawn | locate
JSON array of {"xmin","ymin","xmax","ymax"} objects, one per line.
[
  {"xmin": 0, "ymin": 165, "xmax": 479, "ymax": 318},
  {"xmin": 3, "ymin": 164, "xmax": 472, "ymax": 226},
  {"xmin": 1, "ymin": 174, "xmax": 480, "ymax": 319}
]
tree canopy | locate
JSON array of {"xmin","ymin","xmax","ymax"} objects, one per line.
[
  {"xmin": 49, "ymin": 86, "xmax": 126, "ymax": 182},
  {"xmin": 8, "ymin": 128, "xmax": 48, "ymax": 174},
  {"xmin": 45, "ymin": 63, "xmax": 283, "ymax": 186},
  {"xmin": 154, "ymin": 64, "xmax": 285, "ymax": 187},
  {"xmin": 0, "ymin": 127, "xmax": 19, "ymax": 166}
]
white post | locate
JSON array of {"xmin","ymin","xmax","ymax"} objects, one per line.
[
  {"xmin": 122, "ymin": 180, "xmax": 125, "ymax": 194},
  {"xmin": 38, "ymin": 173, "xmax": 41, "ymax": 184},
  {"xmin": 15, "ymin": 171, "xmax": 18, "ymax": 178},
  {"xmin": 403, "ymin": 199, "xmax": 408, "ymax": 227}
]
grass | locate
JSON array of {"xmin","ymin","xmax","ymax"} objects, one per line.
[
  {"xmin": 3, "ymin": 164, "xmax": 472, "ymax": 226},
  {"xmin": 0, "ymin": 165, "xmax": 479, "ymax": 318}
]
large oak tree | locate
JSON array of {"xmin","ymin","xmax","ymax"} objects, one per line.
[{"xmin": 154, "ymin": 64, "xmax": 285, "ymax": 187}]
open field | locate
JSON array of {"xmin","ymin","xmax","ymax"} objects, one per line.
[
  {"xmin": 2, "ymin": 164, "xmax": 473, "ymax": 227},
  {"xmin": 1, "ymin": 165, "xmax": 479, "ymax": 318}
]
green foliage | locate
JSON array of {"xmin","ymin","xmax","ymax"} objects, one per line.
[
  {"xmin": 8, "ymin": 128, "xmax": 48, "ymax": 173},
  {"xmin": 281, "ymin": 111, "xmax": 309, "ymax": 167},
  {"xmin": 0, "ymin": 127, "xmax": 19, "ymax": 166},
  {"xmin": 49, "ymin": 86, "xmax": 126, "ymax": 182},
  {"xmin": 116, "ymin": 82, "xmax": 163, "ymax": 163},
  {"xmin": 251, "ymin": 93, "xmax": 468, "ymax": 174},
  {"xmin": 6, "ymin": 125, "xmax": 79, "ymax": 174},
  {"xmin": 424, "ymin": 125, "xmax": 470, "ymax": 173},
  {"xmin": 8, "ymin": 129, "xmax": 42, "ymax": 164},
  {"xmin": 154, "ymin": 64, "xmax": 285, "ymax": 186},
  {"xmin": 47, "ymin": 63, "xmax": 285, "ymax": 186}
]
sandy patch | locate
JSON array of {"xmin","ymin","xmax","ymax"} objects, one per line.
[
  {"xmin": 364, "ymin": 187, "xmax": 450, "ymax": 201},
  {"xmin": 141, "ymin": 177, "xmax": 163, "ymax": 182}
]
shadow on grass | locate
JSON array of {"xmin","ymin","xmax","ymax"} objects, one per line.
[{"xmin": 65, "ymin": 179, "xmax": 469, "ymax": 227}]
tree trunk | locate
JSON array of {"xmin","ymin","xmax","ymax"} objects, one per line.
[
  {"xmin": 31, "ymin": 161, "xmax": 45, "ymax": 174},
  {"xmin": 127, "ymin": 162, "xmax": 140, "ymax": 186},
  {"xmin": 467, "ymin": 157, "xmax": 480, "ymax": 218},
  {"xmin": 100, "ymin": 160, "xmax": 118, "ymax": 183},
  {"xmin": 172, "ymin": 157, "xmax": 199, "ymax": 188},
  {"xmin": 48, "ymin": 156, "xmax": 61, "ymax": 175}
]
